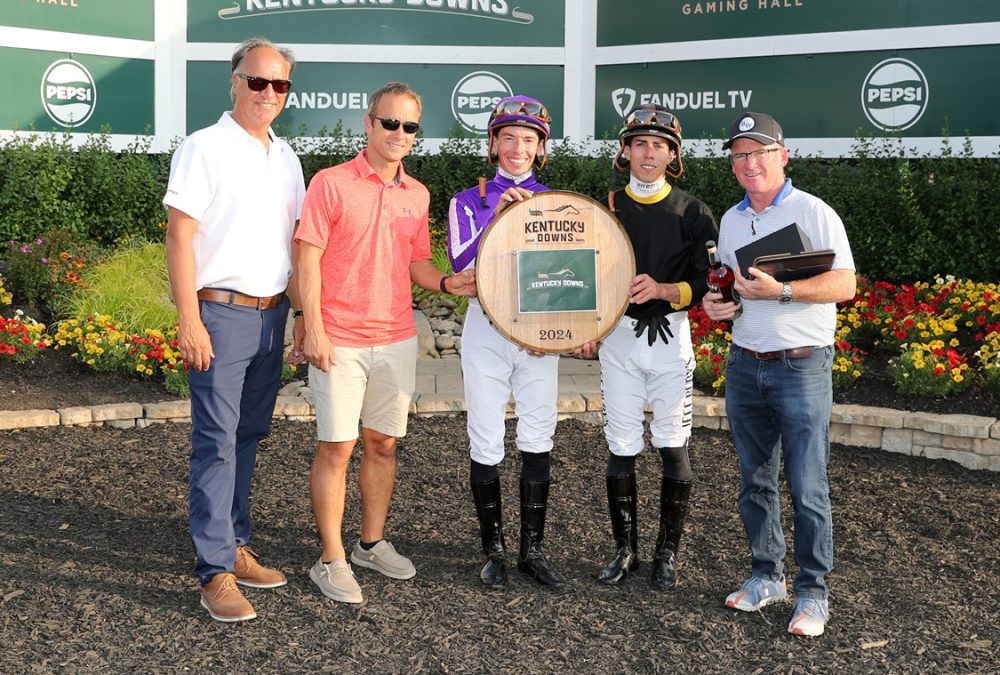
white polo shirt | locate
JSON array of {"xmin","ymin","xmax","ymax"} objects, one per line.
[
  {"xmin": 163, "ymin": 112, "xmax": 305, "ymax": 297},
  {"xmin": 718, "ymin": 179, "xmax": 855, "ymax": 352}
]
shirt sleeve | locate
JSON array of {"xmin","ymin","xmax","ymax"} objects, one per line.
[
  {"xmin": 294, "ymin": 171, "xmax": 335, "ymax": 250},
  {"xmin": 163, "ymin": 135, "xmax": 215, "ymax": 221}
]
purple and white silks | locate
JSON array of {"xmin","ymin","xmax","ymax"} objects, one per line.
[{"xmin": 446, "ymin": 172, "xmax": 549, "ymax": 273}]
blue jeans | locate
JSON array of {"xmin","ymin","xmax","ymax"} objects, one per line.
[
  {"xmin": 188, "ymin": 298, "xmax": 288, "ymax": 585},
  {"xmin": 724, "ymin": 344, "xmax": 834, "ymax": 600}
]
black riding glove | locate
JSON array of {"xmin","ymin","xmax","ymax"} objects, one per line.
[{"xmin": 633, "ymin": 314, "xmax": 673, "ymax": 346}]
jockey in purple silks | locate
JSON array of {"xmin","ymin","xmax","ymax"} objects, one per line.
[{"xmin": 446, "ymin": 96, "xmax": 566, "ymax": 589}]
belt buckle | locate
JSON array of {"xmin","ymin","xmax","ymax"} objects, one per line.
[{"xmin": 254, "ymin": 296, "xmax": 264, "ymax": 310}]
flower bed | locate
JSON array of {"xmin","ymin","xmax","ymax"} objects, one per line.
[{"xmin": 691, "ymin": 276, "xmax": 1000, "ymax": 401}]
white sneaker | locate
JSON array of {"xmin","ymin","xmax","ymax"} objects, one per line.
[
  {"xmin": 788, "ymin": 598, "xmax": 829, "ymax": 637},
  {"xmin": 351, "ymin": 540, "xmax": 416, "ymax": 580},
  {"xmin": 725, "ymin": 575, "xmax": 788, "ymax": 612},
  {"xmin": 309, "ymin": 559, "xmax": 363, "ymax": 604}
]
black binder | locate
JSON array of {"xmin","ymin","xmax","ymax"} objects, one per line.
[{"xmin": 734, "ymin": 223, "xmax": 812, "ymax": 278}]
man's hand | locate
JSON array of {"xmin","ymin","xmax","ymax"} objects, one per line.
[
  {"xmin": 702, "ymin": 291, "xmax": 740, "ymax": 322},
  {"xmin": 629, "ymin": 273, "xmax": 664, "ymax": 305},
  {"xmin": 287, "ymin": 316, "xmax": 307, "ymax": 365},
  {"xmin": 303, "ymin": 329, "xmax": 335, "ymax": 373},
  {"xmin": 494, "ymin": 186, "xmax": 534, "ymax": 215},
  {"xmin": 573, "ymin": 340, "xmax": 601, "ymax": 358},
  {"xmin": 445, "ymin": 268, "xmax": 478, "ymax": 297},
  {"xmin": 734, "ymin": 266, "xmax": 781, "ymax": 301},
  {"xmin": 177, "ymin": 317, "xmax": 214, "ymax": 372}
]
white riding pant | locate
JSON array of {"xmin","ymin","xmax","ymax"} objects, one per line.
[
  {"xmin": 461, "ymin": 300, "xmax": 559, "ymax": 466},
  {"xmin": 601, "ymin": 311, "xmax": 694, "ymax": 456}
]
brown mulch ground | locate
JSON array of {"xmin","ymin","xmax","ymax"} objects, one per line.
[{"xmin": 1, "ymin": 414, "xmax": 998, "ymax": 673}]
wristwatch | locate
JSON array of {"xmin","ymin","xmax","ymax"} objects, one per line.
[{"xmin": 778, "ymin": 281, "xmax": 793, "ymax": 304}]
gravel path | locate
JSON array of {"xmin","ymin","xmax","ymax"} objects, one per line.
[{"xmin": 1, "ymin": 416, "xmax": 997, "ymax": 673}]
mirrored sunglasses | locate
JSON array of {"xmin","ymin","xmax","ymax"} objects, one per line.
[
  {"xmin": 373, "ymin": 116, "xmax": 421, "ymax": 134},
  {"xmin": 236, "ymin": 73, "xmax": 292, "ymax": 94}
]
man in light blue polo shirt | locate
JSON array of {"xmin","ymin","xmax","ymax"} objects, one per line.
[{"xmin": 703, "ymin": 111, "xmax": 855, "ymax": 637}]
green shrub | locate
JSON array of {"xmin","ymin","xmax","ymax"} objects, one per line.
[
  {"xmin": 0, "ymin": 131, "xmax": 168, "ymax": 246},
  {"xmin": 67, "ymin": 133, "xmax": 170, "ymax": 243},
  {"xmin": 0, "ymin": 133, "xmax": 85, "ymax": 241},
  {"xmin": 2, "ymin": 128, "xmax": 998, "ymax": 284}
]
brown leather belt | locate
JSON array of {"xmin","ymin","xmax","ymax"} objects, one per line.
[
  {"xmin": 741, "ymin": 346, "xmax": 815, "ymax": 361},
  {"xmin": 197, "ymin": 288, "xmax": 285, "ymax": 310}
]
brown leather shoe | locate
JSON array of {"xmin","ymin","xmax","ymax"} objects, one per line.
[
  {"xmin": 235, "ymin": 546, "xmax": 287, "ymax": 588},
  {"xmin": 200, "ymin": 572, "xmax": 256, "ymax": 622}
]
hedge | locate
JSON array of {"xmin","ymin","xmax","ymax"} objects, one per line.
[{"xmin": 1, "ymin": 129, "xmax": 997, "ymax": 282}]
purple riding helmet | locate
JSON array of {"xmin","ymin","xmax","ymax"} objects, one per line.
[
  {"xmin": 613, "ymin": 104, "xmax": 684, "ymax": 179},
  {"xmin": 486, "ymin": 95, "xmax": 552, "ymax": 170}
]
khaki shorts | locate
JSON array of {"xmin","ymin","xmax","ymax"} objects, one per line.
[{"xmin": 309, "ymin": 336, "xmax": 417, "ymax": 442}]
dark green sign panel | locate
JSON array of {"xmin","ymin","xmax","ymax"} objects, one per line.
[
  {"xmin": 595, "ymin": 45, "xmax": 1000, "ymax": 142},
  {"xmin": 597, "ymin": 0, "xmax": 1000, "ymax": 46},
  {"xmin": 4, "ymin": 0, "xmax": 153, "ymax": 40},
  {"xmin": 187, "ymin": 0, "xmax": 564, "ymax": 47},
  {"xmin": 187, "ymin": 61, "xmax": 564, "ymax": 138},
  {"xmin": 517, "ymin": 249, "xmax": 597, "ymax": 314},
  {"xmin": 0, "ymin": 47, "xmax": 154, "ymax": 134}
]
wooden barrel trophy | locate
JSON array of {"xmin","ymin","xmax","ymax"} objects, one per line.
[{"xmin": 475, "ymin": 190, "xmax": 635, "ymax": 353}]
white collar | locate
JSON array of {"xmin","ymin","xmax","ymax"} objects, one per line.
[
  {"xmin": 629, "ymin": 175, "xmax": 666, "ymax": 197},
  {"xmin": 497, "ymin": 167, "xmax": 533, "ymax": 185}
]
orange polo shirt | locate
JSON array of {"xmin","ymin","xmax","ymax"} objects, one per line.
[{"xmin": 295, "ymin": 150, "xmax": 432, "ymax": 347}]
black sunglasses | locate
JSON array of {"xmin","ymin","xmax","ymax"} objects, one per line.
[
  {"xmin": 236, "ymin": 72, "xmax": 292, "ymax": 94},
  {"xmin": 372, "ymin": 116, "xmax": 420, "ymax": 134}
]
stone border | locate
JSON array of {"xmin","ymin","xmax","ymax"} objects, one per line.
[{"xmin": 2, "ymin": 391, "xmax": 998, "ymax": 472}]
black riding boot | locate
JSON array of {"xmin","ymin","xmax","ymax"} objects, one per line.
[
  {"xmin": 598, "ymin": 474, "xmax": 639, "ymax": 585},
  {"xmin": 470, "ymin": 477, "xmax": 507, "ymax": 588},
  {"xmin": 516, "ymin": 479, "xmax": 566, "ymax": 588},
  {"xmin": 651, "ymin": 477, "xmax": 692, "ymax": 590}
]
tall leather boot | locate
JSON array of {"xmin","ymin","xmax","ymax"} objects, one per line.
[
  {"xmin": 651, "ymin": 477, "xmax": 692, "ymax": 590},
  {"xmin": 470, "ymin": 477, "xmax": 507, "ymax": 588},
  {"xmin": 516, "ymin": 479, "xmax": 566, "ymax": 588},
  {"xmin": 598, "ymin": 474, "xmax": 639, "ymax": 585}
]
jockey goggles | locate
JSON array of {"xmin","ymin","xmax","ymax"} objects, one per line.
[
  {"xmin": 620, "ymin": 107, "xmax": 682, "ymax": 139},
  {"xmin": 491, "ymin": 99, "xmax": 552, "ymax": 123}
]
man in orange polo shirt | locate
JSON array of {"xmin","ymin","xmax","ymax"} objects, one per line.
[{"xmin": 295, "ymin": 82, "xmax": 475, "ymax": 604}]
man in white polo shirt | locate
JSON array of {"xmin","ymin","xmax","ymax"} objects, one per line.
[{"xmin": 164, "ymin": 37, "xmax": 305, "ymax": 623}]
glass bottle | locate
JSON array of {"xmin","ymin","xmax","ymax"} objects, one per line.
[{"xmin": 706, "ymin": 240, "xmax": 741, "ymax": 308}]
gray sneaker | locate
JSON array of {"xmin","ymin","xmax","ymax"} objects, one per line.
[
  {"xmin": 350, "ymin": 540, "xmax": 416, "ymax": 580},
  {"xmin": 309, "ymin": 559, "xmax": 364, "ymax": 604}
]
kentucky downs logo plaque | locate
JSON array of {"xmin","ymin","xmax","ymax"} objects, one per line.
[{"xmin": 475, "ymin": 191, "xmax": 634, "ymax": 353}]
